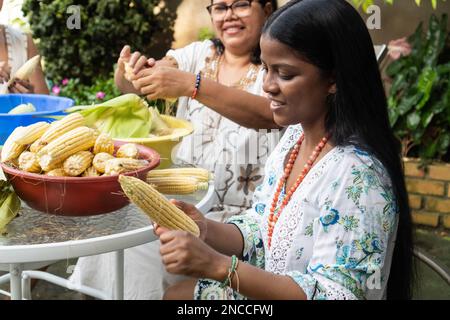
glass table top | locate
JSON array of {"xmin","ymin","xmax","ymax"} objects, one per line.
[{"xmin": 0, "ymin": 189, "xmax": 208, "ymax": 247}]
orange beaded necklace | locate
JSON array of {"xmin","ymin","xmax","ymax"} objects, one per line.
[{"xmin": 267, "ymin": 133, "xmax": 330, "ymax": 249}]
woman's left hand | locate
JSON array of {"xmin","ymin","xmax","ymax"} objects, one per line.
[
  {"xmin": 159, "ymin": 230, "xmax": 227, "ymax": 280},
  {"xmin": 133, "ymin": 67, "xmax": 194, "ymax": 100},
  {"xmin": 9, "ymin": 79, "xmax": 34, "ymax": 93}
]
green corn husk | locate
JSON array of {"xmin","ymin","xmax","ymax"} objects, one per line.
[
  {"xmin": 65, "ymin": 94, "xmax": 151, "ymax": 139},
  {"xmin": 0, "ymin": 189, "xmax": 21, "ymax": 234},
  {"xmin": 149, "ymin": 107, "xmax": 173, "ymax": 136}
]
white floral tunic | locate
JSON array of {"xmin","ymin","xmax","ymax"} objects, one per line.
[{"xmin": 195, "ymin": 124, "xmax": 399, "ymax": 300}]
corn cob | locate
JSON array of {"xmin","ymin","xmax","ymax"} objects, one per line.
[
  {"xmin": 93, "ymin": 133, "xmax": 114, "ymax": 155},
  {"xmin": 1, "ymin": 127, "xmax": 27, "ymax": 163},
  {"xmin": 118, "ymin": 175, "xmax": 200, "ymax": 236},
  {"xmin": 37, "ymin": 126, "xmax": 96, "ymax": 171},
  {"xmin": 63, "ymin": 151, "xmax": 94, "ymax": 176},
  {"xmin": 45, "ymin": 168, "xmax": 67, "ymax": 177},
  {"xmin": 147, "ymin": 168, "xmax": 212, "ymax": 183},
  {"xmin": 29, "ymin": 138, "xmax": 44, "ymax": 153},
  {"xmin": 18, "ymin": 151, "xmax": 41, "ymax": 173},
  {"xmin": 116, "ymin": 143, "xmax": 139, "ymax": 159},
  {"xmin": 13, "ymin": 122, "xmax": 50, "ymax": 146},
  {"xmin": 104, "ymin": 158, "xmax": 149, "ymax": 176},
  {"xmin": 6, "ymin": 55, "xmax": 41, "ymax": 87},
  {"xmin": 38, "ymin": 112, "xmax": 85, "ymax": 148},
  {"xmin": 82, "ymin": 166, "xmax": 100, "ymax": 177},
  {"xmin": 92, "ymin": 152, "xmax": 115, "ymax": 173},
  {"xmin": 146, "ymin": 176, "xmax": 208, "ymax": 195}
]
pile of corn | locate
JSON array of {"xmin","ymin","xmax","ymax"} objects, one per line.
[
  {"xmin": 146, "ymin": 167, "xmax": 212, "ymax": 195},
  {"xmin": 0, "ymin": 113, "xmax": 149, "ymax": 177}
]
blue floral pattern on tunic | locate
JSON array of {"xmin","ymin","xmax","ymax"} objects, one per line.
[{"xmin": 194, "ymin": 124, "xmax": 398, "ymax": 300}]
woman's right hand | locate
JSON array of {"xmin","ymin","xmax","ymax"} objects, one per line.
[
  {"xmin": 0, "ymin": 61, "xmax": 11, "ymax": 83},
  {"xmin": 153, "ymin": 200, "xmax": 208, "ymax": 241},
  {"xmin": 117, "ymin": 45, "xmax": 153, "ymax": 82}
]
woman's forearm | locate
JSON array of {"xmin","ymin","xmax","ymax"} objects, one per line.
[
  {"xmin": 211, "ymin": 255, "xmax": 307, "ymax": 300},
  {"xmin": 204, "ymin": 219, "xmax": 245, "ymax": 258},
  {"xmin": 185, "ymin": 74, "xmax": 278, "ymax": 130}
]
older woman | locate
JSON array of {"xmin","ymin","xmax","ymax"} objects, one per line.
[
  {"xmin": 0, "ymin": 0, "xmax": 48, "ymax": 94},
  {"xmin": 70, "ymin": 0, "xmax": 280, "ymax": 300}
]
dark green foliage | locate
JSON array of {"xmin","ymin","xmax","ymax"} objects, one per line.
[
  {"xmin": 22, "ymin": 0, "xmax": 176, "ymax": 85},
  {"xmin": 387, "ymin": 14, "xmax": 450, "ymax": 162}
]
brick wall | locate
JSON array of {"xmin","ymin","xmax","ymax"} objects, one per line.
[{"xmin": 404, "ymin": 158, "xmax": 450, "ymax": 229}]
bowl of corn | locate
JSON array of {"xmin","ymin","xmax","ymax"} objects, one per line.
[
  {"xmin": 115, "ymin": 115, "xmax": 193, "ymax": 169},
  {"xmin": 0, "ymin": 114, "xmax": 160, "ymax": 216}
]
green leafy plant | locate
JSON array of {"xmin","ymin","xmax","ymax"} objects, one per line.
[
  {"xmin": 386, "ymin": 14, "xmax": 450, "ymax": 162},
  {"xmin": 198, "ymin": 27, "xmax": 215, "ymax": 41},
  {"xmin": 50, "ymin": 75, "xmax": 121, "ymax": 105},
  {"xmin": 22, "ymin": 0, "xmax": 177, "ymax": 85}
]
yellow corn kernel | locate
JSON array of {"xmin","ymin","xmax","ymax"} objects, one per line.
[
  {"xmin": 63, "ymin": 151, "xmax": 94, "ymax": 176},
  {"xmin": 104, "ymin": 158, "xmax": 149, "ymax": 176},
  {"xmin": 116, "ymin": 143, "xmax": 139, "ymax": 159},
  {"xmin": 93, "ymin": 133, "xmax": 114, "ymax": 155},
  {"xmin": 146, "ymin": 176, "xmax": 208, "ymax": 195},
  {"xmin": 92, "ymin": 152, "xmax": 115, "ymax": 173},
  {"xmin": 38, "ymin": 112, "xmax": 85, "ymax": 148},
  {"xmin": 1, "ymin": 127, "xmax": 27, "ymax": 163},
  {"xmin": 18, "ymin": 151, "xmax": 41, "ymax": 173},
  {"xmin": 147, "ymin": 167, "xmax": 212, "ymax": 183},
  {"xmin": 45, "ymin": 168, "xmax": 67, "ymax": 177},
  {"xmin": 14, "ymin": 122, "xmax": 50, "ymax": 146},
  {"xmin": 118, "ymin": 175, "xmax": 200, "ymax": 236},
  {"xmin": 37, "ymin": 126, "xmax": 96, "ymax": 171},
  {"xmin": 82, "ymin": 166, "xmax": 100, "ymax": 177}
]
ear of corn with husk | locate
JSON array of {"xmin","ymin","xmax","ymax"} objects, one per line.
[
  {"xmin": 0, "ymin": 182, "xmax": 21, "ymax": 234},
  {"xmin": 6, "ymin": 55, "xmax": 41, "ymax": 87},
  {"xmin": 118, "ymin": 175, "xmax": 200, "ymax": 237}
]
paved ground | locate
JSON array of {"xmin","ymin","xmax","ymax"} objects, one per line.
[{"xmin": 1, "ymin": 227, "xmax": 449, "ymax": 300}]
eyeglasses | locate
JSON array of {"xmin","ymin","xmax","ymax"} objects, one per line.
[{"xmin": 206, "ymin": 0, "xmax": 255, "ymax": 21}]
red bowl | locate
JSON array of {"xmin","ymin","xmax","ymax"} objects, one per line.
[{"xmin": 0, "ymin": 141, "xmax": 160, "ymax": 216}]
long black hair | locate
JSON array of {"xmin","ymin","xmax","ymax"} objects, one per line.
[
  {"xmin": 210, "ymin": 0, "xmax": 278, "ymax": 64},
  {"xmin": 263, "ymin": 0, "xmax": 414, "ymax": 299}
]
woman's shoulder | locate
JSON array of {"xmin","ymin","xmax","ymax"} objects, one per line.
[
  {"xmin": 330, "ymin": 144, "xmax": 392, "ymax": 187},
  {"xmin": 177, "ymin": 39, "xmax": 214, "ymax": 55}
]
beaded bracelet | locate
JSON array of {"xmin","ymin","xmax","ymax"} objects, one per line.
[
  {"xmin": 191, "ymin": 72, "xmax": 202, "ymax": 100},
  {"xmin": 220, "ymin": 255, "xmax": 239, "ymax": 293}
]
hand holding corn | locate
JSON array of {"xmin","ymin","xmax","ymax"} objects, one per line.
[{"xmin": 118, "ymin": 175, "xmax": 200, "ymax": 237}]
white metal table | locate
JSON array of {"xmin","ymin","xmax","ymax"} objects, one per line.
[{"xmin": 0, "ymin": 183, "xmax": 216, "ymax": 300}]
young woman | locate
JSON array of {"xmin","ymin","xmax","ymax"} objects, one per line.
[
  {"xmin": 0, "ymin": 0, "xmax": 48, "ymax": 94},
  {"xmin": 71, "ymin": 0, "xmax": 281, "ymax": 300},
  {"xmin": 155, "ymin": 0, "xmax": 414, "ymax": 300}
]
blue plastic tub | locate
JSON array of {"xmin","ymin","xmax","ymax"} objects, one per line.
[{"xmin": 0, "ymin": 94, "xmax": 74, "ymax": 145}]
